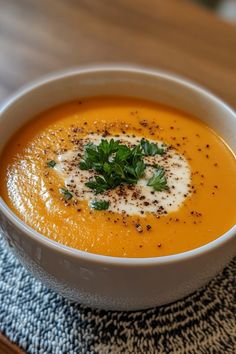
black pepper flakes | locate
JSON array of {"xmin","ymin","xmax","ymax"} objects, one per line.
[{"xmin": 135, "ymin": 223, "xmax": 143, "ymax": 233}]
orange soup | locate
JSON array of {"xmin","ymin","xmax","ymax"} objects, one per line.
[{"xmin": 0, "ymin": 97, "xmax": 235, "ymax": 257}]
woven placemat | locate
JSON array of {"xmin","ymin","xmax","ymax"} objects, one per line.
[{"xmin": 0, "ymin": 235, "xmax": 235, "ymax": 354}]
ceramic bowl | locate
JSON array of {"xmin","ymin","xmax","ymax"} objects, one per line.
[{"xmin": 0, "ymin": 66, "xmax": 235, "ymax": 310}]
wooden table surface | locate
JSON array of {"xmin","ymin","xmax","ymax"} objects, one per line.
[{"xmin": 0, "ymin": 0, "xmax": 235, "ymax": 353}]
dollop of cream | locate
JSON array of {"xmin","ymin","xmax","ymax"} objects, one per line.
[{"xmin": 55, "ymin": 135, "xmax": 191, "ymax": 216}]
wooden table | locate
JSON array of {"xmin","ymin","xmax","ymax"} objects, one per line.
[{"xmin": 0, "ymin": 0, "xmax": 235, "ymax": 353}]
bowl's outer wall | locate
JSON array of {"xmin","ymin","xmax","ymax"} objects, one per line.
[
  {"xmin": 0, "ymin": 207, "xmax": 235, "ymax": 310},
  {"xmin": 0, "ymin": 67, "xmax": 235, "ymax": 310}
]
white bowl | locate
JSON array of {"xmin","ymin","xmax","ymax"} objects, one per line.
[{"xmin": 0, "ymin": 65, "xmax": 235, "ymax": 311}]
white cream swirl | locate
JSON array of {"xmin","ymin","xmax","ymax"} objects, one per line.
[{"xmin": 55, "ymin": 135, "xmax": 191, "ymax": 216}]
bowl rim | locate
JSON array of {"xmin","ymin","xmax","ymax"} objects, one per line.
[{"xmin": 0, "ymin": 64, "xmax": 235, "ymax": 266}]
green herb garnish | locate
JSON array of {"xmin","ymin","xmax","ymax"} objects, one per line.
[
  {"xmin": 90, "ymin": 199, "xmax": 109, "ymax": 210},
  {"xmin": 147, "ymin": 166, "xmax": 169, "ymax": 192},
  {"xmin": 140, "ymin": 139, "xmax": 164, "ymax": 156},
  {"xmin": 47, "ymin": 160, "xmax": 56, "ymax": 168},
  {"xmin": 81, "ymin": 139, "xmax": 146, "ymax": 194},
  {"xmin": 85, "ymin": 176, "xmax": 110, "ymax": 195},
  {"xmin": 59, "ymin": 187, "xmax": 73, "ymax": 200},
  {"xmin": 80, "ymin": 138, "xmax": 167, "ymax": 202}
]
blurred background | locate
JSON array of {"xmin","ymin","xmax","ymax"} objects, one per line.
[
  {"xmin": 0, "ymin": 0, "xmax": 236, "ymax": 105},
  {"xmin": 194, "ymin": 0, "xmax": 236, "ymax": 22}
]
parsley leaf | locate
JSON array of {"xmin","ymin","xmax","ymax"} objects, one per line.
[
  {"xmin": 125, "ymin": 160, "xmax": 146, "ymax": 179},
  {"xmin": 115, "ymin": 145, "xmax": 132, "ymax": 161},
  {"xmin": 80, "ymin": 139, "xmax": 147, "ymax": 193},
  {"xmin": 79, "ymin": 139, "xmax": 120, "ymax": 171},
  {"xmin": 47, "ymin": 160, "xmax": 56, "ymax": 168},
  {"xmin": 59, "ymin": 187, "xmax": 73, "ymax": 200},
  {"xmin": 90, "ymin": 199, "xmax": 109, "ymax": 210},
  {"xmin": 79, "ymin": 138, "xmax": 167, "ymax": 196},
  {"xmin": 85, "ymin": 176, "xmax": 110, "ymax": 195},
  {"xmin": 141, "ymin": 139, "xmax": 164, "ymax": 156},
  {"xmin": 147, "ymin": 166, "xmax": 169, "ymax": 192},
  {"xmin": 79, "ymin": 160, "xmax": 91, "ymax": 170},
  {"xmin": 135, "ymin": 160, "xmax": 146, "ymax": 178}
]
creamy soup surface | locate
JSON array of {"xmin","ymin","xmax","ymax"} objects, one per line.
[{"xmin": 0, "ymin": 97, "xmax": 236, "ymax": 257}]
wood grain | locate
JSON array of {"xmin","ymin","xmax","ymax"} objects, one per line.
[
  {"xmin": 0, "ymin": 0, "xmax": 236, "ymax": 107},
  {"xmin": 0, "ymin": 0, "xmax": 235, "ymax": 353},
  {"xmin": 0, "ymin": 334, "xmax": 25, "ymax": 354}
]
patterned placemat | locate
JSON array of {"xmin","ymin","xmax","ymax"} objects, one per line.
[{"xmin": 0, "ymin": 235, "xmax": 235, "ymax": 354}]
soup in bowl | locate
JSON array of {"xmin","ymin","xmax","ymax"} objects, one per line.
[{"xmin": 0, "ymin": 66, "xmax": 235, "ymax": 310}]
